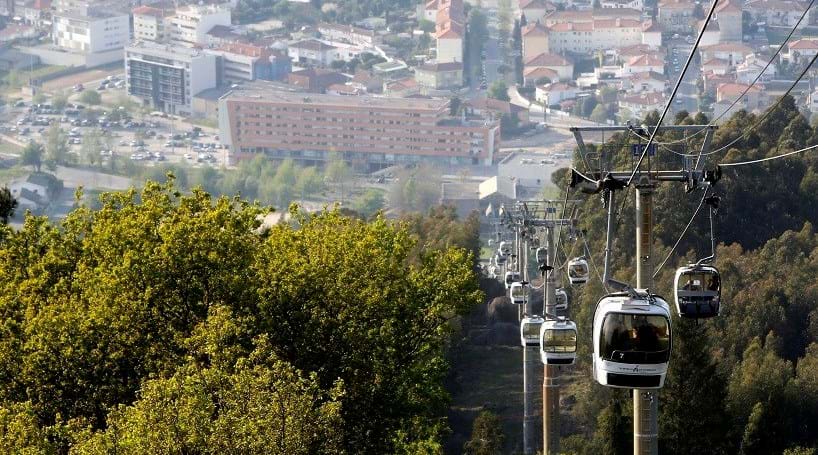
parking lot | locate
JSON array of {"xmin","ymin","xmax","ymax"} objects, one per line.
[{"xmin": 5, "ymin": 74, "xmax": 228, "ymax": 169}]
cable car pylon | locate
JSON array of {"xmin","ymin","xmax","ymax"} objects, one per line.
[
  {"xmin": 495, "ymin": 200, "xmax": 580, "ymax": 455},
  {"xmin": 570, "ymin": 124, "xmax": 721, "ymax": 455}
]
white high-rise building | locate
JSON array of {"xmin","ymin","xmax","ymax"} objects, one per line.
[{"xmin": 167, "ymin": 4, "xmax": 231, "ymax": 46}]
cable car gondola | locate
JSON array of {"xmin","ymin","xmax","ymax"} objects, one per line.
[
  {"xmin": 521, "ymin": 316, "xmax": 544, "ymax": 347},
  {"xmin": 540, "ymin": 318, "xmax": 577, "ymax": 365},
  {"xmin": 592, "ymin": 292, "xmax": 672, "ymax": 389},
  {"xmin": 674, "ymin": 264, "xmax": 721, "ymax": 318},
  {"xmin": 510, "ymin": 281, "xmax": 528, "ymax": 305},
  {"xmin": 567, "ymin": 257, "xmax": 590, "ymax": 285},
  {"xmin": 536, "ymin": 247, "xmax": 548, "ymax": 265},
  {"xmin": 555, "ymin": 288, "xmax": 568, "ymax": 311},
  {"xmin": 499, "ymin": 241, "xmax": 512, "ymax": 257},
  {"xmin": 495, "ymin": 253, "xmax": 506, "ymax": 265},
  {"xmin": 504, "ymin": 271, "xmax": 521, "ymax": 290}
]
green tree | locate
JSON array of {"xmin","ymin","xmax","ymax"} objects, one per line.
[
  {"xmin": 72, "ymin": 323, "xmax": 344, "ymax": 455},
  {"xmin": 80, "ymin": 128, "xmax": 102, "ymax": 167},
  {"xmin": 660, "ymin": 319, "xmax": 731, "ymax": 455},
  {"xmin": 0, "ymin": 401, "xmax": 55, "ymax": 453},
  {"xmin": 79, "ymin": 90, "xmax": 101, "ymax": 106},
  {"xmin": 590, "ymin": 104, "xmax": 610, "ymax": 124},
  {"xmin": 463, "ymin": 411, "xmax": 504, "ymax": 455},
  {"xmin": 31, "ymin": 92, "xmax": 46, "ymax": 105},
  {"xmin": 325, "ymin": 157, "xmax": 353, "ymax": 203},
  {"xmin": 294, "ymin": 166, "xmax": 324, "ymax": 201},
  {"xmin": 0, "ymin": 186, "xmax": 17, "ymax": 223},
  {"xmin": 593, "ymin": 391, "xmax": 630, "ymax": 455},
  {"xmin": 45, "ymin": 124, "xmax": 69, "ymax": 170},
  {"xmin": 352, "ymin": 188, "xmax": 385, "ymax": 218},
  {"xmin": 488, "ymin": 81, "xmax": 510, "ymax": 102},
  {"xmin": 20, "ymin": 141, "xmax": 43, "ymax": 172},
  {"xmin": 52, "ymin": 91, "xmax": 69, "ymax": 111},
  {"xmin": 0, "ymin": 181, "xmax": 482, "ymax": 453}
]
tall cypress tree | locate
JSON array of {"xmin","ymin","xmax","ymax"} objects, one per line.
[{"xmin": 660, "ymin": 319, "xmax": 732, "ymax": 454}]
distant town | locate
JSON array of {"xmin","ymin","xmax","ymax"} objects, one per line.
[{"xmin": 0, "ymin": 0, "xmax": 813, "ymax": 219}]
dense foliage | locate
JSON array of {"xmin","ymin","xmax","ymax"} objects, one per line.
[
  {"xmin": 0, "ymin": 180, "xmax": 482, "ymax": 453},
  {"xmin": 558, "ymin": 97, "xmax": 818, "ymax": 454}
]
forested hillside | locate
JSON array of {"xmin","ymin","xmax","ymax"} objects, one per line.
[
  {"xmin": 0, "ymin": 182, "xmax": 483, "ymax": 453},
  {"xmin": 555, "ymin": 96, "xmax": 818, "ymax": 455}
]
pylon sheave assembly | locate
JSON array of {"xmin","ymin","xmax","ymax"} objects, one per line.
[
  {"xmin": 540, "ymin": 318, "xmax": 577, "ymax": 365},
  {"xmin": 592, "ymin": 292, "xmax": 672, "ymax": 389},
  {"xmin": 674, "ymin": 264, "xmax": 721, "ymax": 318}
]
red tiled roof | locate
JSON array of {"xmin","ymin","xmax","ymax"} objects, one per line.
[
  {"xmin": 522, "ymin": 22, "xmax": 549, "ymax": 36},
  {"xmin": 789, "ymin": 39, "xmax": 818, "ymax": 50},
  {"xmin": 525, "ymin": 52, "xmax": 572, "ymax": 67},
  {"xmin": 132, "ymin": 5, "xmax": 164, "ymax": 17},
  {"xmin": 627, "ymin": 54, "xmax": 664, "ymax": 67},
  {"xmin": 717, "ymin": 82, "xmax": 760, "ymax": 97}
]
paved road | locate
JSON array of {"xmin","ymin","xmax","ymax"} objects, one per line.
[{"xmin": 667, "ymin": 41, "xmax": 700, "ymax": 115}]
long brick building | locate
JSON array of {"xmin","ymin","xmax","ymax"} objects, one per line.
[{"xmin": 218, "ymin": 90, "xmax": 500, "ymax": 168}]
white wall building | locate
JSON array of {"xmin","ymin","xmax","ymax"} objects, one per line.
[
  {"xmin": 167, "ymin": 4, "xmax": 231, "ymax": 46},
  {"xmin": 547, "ymin": 19, "xmax": 643, "ymax": 55},
  {"xmin": 125, "ymin": 41, "xmax": 218, "ymax": 116},
  {"xmin": 132, "ymin": 5, "xmax": 168, "ymax": 42},
  {"xmin": 52, "ymin": 9, "xmax": 130, "ymax": 66}
]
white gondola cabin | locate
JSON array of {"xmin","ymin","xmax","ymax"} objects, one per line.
[
  {"xmin": 540, "ymin": 319, "xmax": 577, "ymax": 365},
  {"xmin": 521, "ymin": 316, "xmax": 544, "ymax": 347},
  {"xmin": 509, "ymin": 281, "xmax": 528, "ymax": 305},
  {"xmin": 536, "ymin": 247, "xmax": 548, "ymax": 265},
  {"xmin": 495, "ymin": 253, "xmax": 506, "ymax": 265},
  {"xmin": 555, "ymin": 288, "xmax": 568, "ymax": 311},
  {"xmin": 504, "ymin": 271, "xmax": 521, "ymax": 290},
  {"xmin": 499, "ymin": 241, "xmax": 512, "ymax": 257},
  {"xmin": 592, "ymin": 293, "xmax": 672, "ymax": 389},
  {"xmin": 567, "ymin": 257, "xmax": 590, "ymax": 284},
  {"xmin": 674, "ymin": 264, "xmax": 721, "ymax": 318}
]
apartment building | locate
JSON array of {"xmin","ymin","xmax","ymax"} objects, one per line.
[
  {"xmin": 658, "ymin": 0, "xmax": 695, "ymax": 33},
  {"xmin": 434, "ymin": 0, "xmax": 464, "ymax": 63},
  {"xmin": 522, "ymin": 22, "xmax": 548, "ymax": 61},
  {"xmin": 205, "ymin": 43, "xmax": 289, "ymax": 82},
  {"xmin": 167, "ymin": 4, "xmax": 230, "ymax": 46},
  {"xmin": 218, "ymin": 90, "xmax": 500, "ymax": 167},
  {"xmin": 714, "ymin": 0, "xmax": 742, "ymax": 42},
  {"xmin": 125, "ymin": 41, "xmax": 218, "ymax": 116},
  {"xmin": 415, "ymin": 61, "xmax": 463, "ymax": 89},
  {"xmin": 519, "ymin": 0, "xmax": 556, "ymax": 23},
  {"xmin": 132, "ymin": 6, "xmax": 169, "ymax": 42},
  {"xmin": 546, "ymin": 18, "xmax": 644, "ymax": 54},
  {"xmin": 52, "ymin": 9, "xmax": 129, "ymax": 65}
]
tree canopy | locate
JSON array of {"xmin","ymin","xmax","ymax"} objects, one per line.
[{"xmin": 0, "ymin": 180, "xmax": 483, "ymax": 453}]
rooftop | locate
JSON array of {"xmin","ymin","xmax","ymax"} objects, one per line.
[
  {"xmin": 789, "ymin": 39, "xmax": 818, "ymax": 50},
  {"xmin": 290, "ymin": 39, "xmax": 337, "ymax": 51},
  {"xmin": 621, "ymin": 91, "xmax": 666, "ymax": 105},
  {"xmin": 418, "ymin": 61, "xmax": 463, "ymax": 72},
  {"xmin": 525, "ymin": 52, "xmax": 572, "ymax": 67},
  {"xmin": 544, "ymin": 8, "xmax": 641, "ymax": 22},
  {"xmin": 225, "ymin": 89, "xmax": 448, "ymax": 111},
  {"xmin": 717, "ymin": 82, "xmax": 761, "ymax": 97},
  {"xmin": 132, "ymin": 5, "xmax": 166, "ymax": 17}
]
